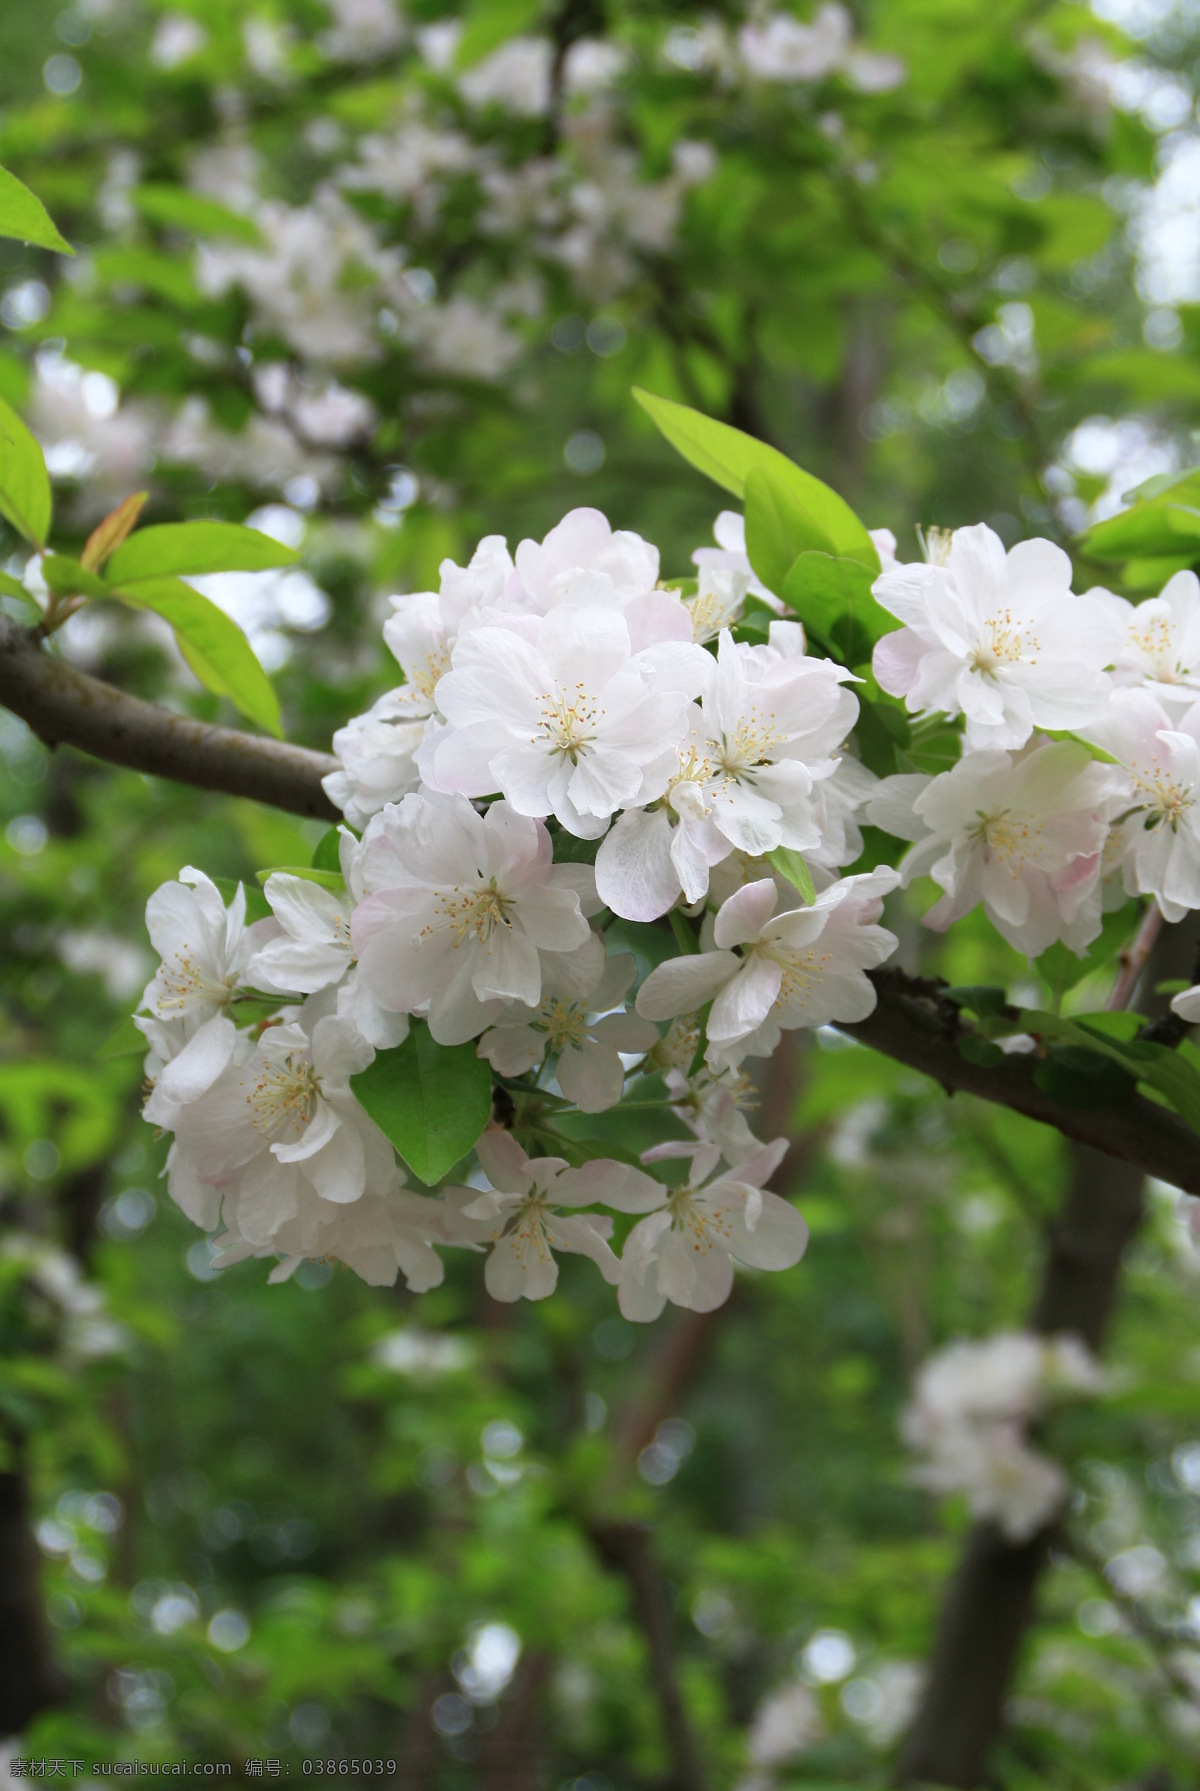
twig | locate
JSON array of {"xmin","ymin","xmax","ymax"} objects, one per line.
[{"xmin": 1107, "ymin": 901, "xmax": 1164, "ymax": 1012}]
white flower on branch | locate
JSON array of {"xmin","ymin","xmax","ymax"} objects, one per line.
[
  {"xmin": 636, "ymin": 870, "xmax": 899, "ymax": 1068},
  {"xmin": 1080, "ymin": 688, "xmax": 1200, "ymax": 922},
  {"xmin": 351, "ymin": 793, "xmax": 595, "ymax": 1044},
  {"xmin": 141, "ymin": 868, "xmax": 257, "ymax": 1024},
  {"xmin": 872, "ymin": 523, "xmax": 1118, "ymax": 750}
]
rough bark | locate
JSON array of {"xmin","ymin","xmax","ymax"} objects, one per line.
[{"xmin": 0, "ymin": 614, "xmax": 339, "ymax": 820}]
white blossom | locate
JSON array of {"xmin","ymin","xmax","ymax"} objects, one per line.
[
  {"xmin": 636, "ymin": 870, "xmax": 899, "ymax": 1068},
  {"xmin": 612, "ymin": 1138, "xmax": 807, "ymax": 1321},
  {"xmin": 351, "ymin": 794, "xmax": 595, "ymax": 1043},
  {"xmin": 1102, "ymin": 571, "xmax": 1200, "ymax": 710},
  {"xmin": 1079, "ymin": 689, "xmax": 1200, "ymax": 922},
  {"xmin": 871, "ymin": 523, "xmax": 1118, "ymax": 750},
  {"xmin": 477, "ymin": 942, "xmax": 658, "ymax": 1111},
  {"xmin": 322, "ymin": 689, "xmax": 427, "ymax": 827},
  {"xmin": 867, "ymin": 739, "xmax": 1118, "ymax": 955},
  {"xmin": 595, "ymin": 625, "xmax": 857, "ymax": 919},
  {"xmin": 445, "ymin": 1131, "xmax": 656, "ymax": 1300},
  {"xmin": 141, "ymin": 869, "xmax": 255, "ymax": 1023}
]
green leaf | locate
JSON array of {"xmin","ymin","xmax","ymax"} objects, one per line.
[
  {"xmin": 350, "ymin": 1023, "xmax": 493, "ymax": 1186},
  {"xmin": 113, "ymin": 578, "xmax": 282, "ymax": 736},
  {"xmin": 97, "ymin": 1015, "xmax": 149, "ymax": 1060},
  {"xmin": 0, "ymin": 396, "xmax": 51, "ymax": 547},
  {"xmin": 311, "ymin": 827, "xmax": 346, "ymax": 872},
  {"xmin": 455, "ymin": 0, "xmax": 544, "ymax": 69},
  {"xmin": 744, "ymin": 465, "xmax": 836, "ymax": 595},
  {"xmin": 255, "ymin": 866, "xmax": 345, "ymax": 892},
  {"xmin": 210, "ymin": 877, "xmax": 271, "ymax": 923},
  {"xmin": 767, "ymin": 846, "xmax": 815, "ymax": 904},
  {"xmin": 0, "ymin": 569, "xmax": 32, "ymax": 601},
  {"xmin": 0, "ymin": 165, "xmax": 73, "ymax": 254},
  {"xmin": 633, "ymin": 388, "xmax": 878, "ymax": 568},
  {"xmin": 781, "ymin": 551, "xmax": 893, "ymax": 661},
  {"xmin": 41, "ymin": 554, "xmax": 110, "ymax": 600},
  {"xmin": 107, "ymin": 521, "xmax": 299, "ymax": 583},
  {"xmin": 131, "ymin": 183, "xmax": 263, "ymax": 246}
]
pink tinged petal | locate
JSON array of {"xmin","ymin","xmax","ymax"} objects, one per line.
[
  {"xmin": 475, "ymin": 1129, "xmax": 534, "ymax": 1194},
  {"xmin": 595, "ymin": 807, "xmax": 682, "ymax": 921},
  {"xmin": 872, "ymin": 627, "xmax": 929, "ymax": 698},
  {"xmin": 636, "ymin": 951, "xmax": 739, "ymax": 1022},
  {"xmin": 725, "ymin": 1188, "xmax": 809, "ymax": 1270},
  {"xmin": 515, "ymin": 885, "xmax": 589, "ymax": 952},
  {"xmin": 485, "ymin": 1230, "xmax": 558, "ymax": 1302},
  {"xmin": 713, "ymin": 878, "xmax": 779, "ymax": 949},
  {"xmin": 590, "ymin": 1011, "xmax": 659, "ymax": 1052},
  {"xmin": 565, "ymin": 1159, "xmax": 666, "ymax": 1213},
  {"xmin": 471, "ymin": 927, "xmax": 541, "ymax": 1006},
  {"xmin": 544, "ymin": 1214, "xmax": 621, "ymax": 1283},
  {"xmin": 427, "ymin": 962, "xmax": 505, "ymax": 1046},
  {"xmin": 726, "ymin": 1137, "xmax": 790, "ymax": 1188},
  {"xmin": 478, "ymin": 1024, "xmax": 547, "ymax": 1078},
  {"xmin": 708, "ymin": 955, "xmax": 782, "ymax": 1044},
  {"xmin": 556, "ymin": 1040, "xmax": 625, "ymax": 1112},
  {"xmin": 271, "ymin": 1097, "xmax": 341, "ymax": 1165},
  {"xmin": 302, "ymin": 1120, "xmax": 367, "ymax": 1204},
  {"xmin": 151, "ymin": 1015, "xmax": 238, "ymax": 1110}
]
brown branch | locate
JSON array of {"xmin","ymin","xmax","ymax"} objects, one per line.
[
  {"xmin": 0, "ymin": 614, "xmax": 339, "ymax": 821},
  {"xmin": 841, "ymin": 969, "xmax": 1200, "ymax": 1196}
]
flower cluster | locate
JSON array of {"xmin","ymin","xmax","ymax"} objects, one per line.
[
  {"xmin": 139, "ymin": 494, "xmax": 1200, "ymax": 1313},
  {"xmin": 901, "ymin": 1331, "xmax": 1104, "ymax": 1542},
  {"xmin": 867, "ymin": 525, "xmax": 1200, "ymax": 952},
  {"xmin": 135, "ymin": 501, "xmax": 909, "ymax": 1305}
]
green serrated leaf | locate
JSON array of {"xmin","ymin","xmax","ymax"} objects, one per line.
[
  {"xmin": 0, "ymin": 396, "xmax": 51, "ymax": 547},
  {"xmin": 112, "ymin": 578, "xmax": 281, "ymax": 736},
  {"xmin": 0, "ymin": 165, "xmax": 73, "ymax": 254},
  {"xmin": 767, "ymin": 846, "xmax": 815, "ymax": 904},
  {"xmin": 131, "ymin": 183, "xmax": 263, "ymax": 246},
  {"xmin": 744, "ymin": 465, "xmax": 836, "ymax": 595},
  {"xmin": 633, "ymin": 388, "xmax": 878, "ymax": 568},
  {"xmin": 350, "ymin": 1023, "xmax": 492, "ymax": 1186},
  {"xmin": 97, "ymin": 1015, "xmax": 149, "ymax": 1060},
  {"xmin": 255, "ymin": 866, "xmax": 345, "ymax": 892},
  {"xmin": 107, "ymin": 521, "xmax": 298, "ymax": 583},
  {"xmin": 782, "ymin": 551, "xmax": 892, "ymax": 658},
  {"xmin": 0, "ymin": 569, "xmax": 32, "ymax": 602}
]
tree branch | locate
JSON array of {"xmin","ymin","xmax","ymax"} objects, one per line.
[
  {"xmin": 0, "ymin": 615, "xmax": 340, "ymax": 821},
  {"xmin": 841, "ymin": 970, "xmax": 1200, "ymax": 1196}
]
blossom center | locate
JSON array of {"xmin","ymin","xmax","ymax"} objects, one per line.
[
  {"xmin": 538, "ymin": 996, "xmax": 589, "ymax": 1050},
  {"xmin": 247, "ymin": 1052, "xmax": 321, "ymax": 1138},
  {"xmin": 970, "ymin": 609, "xmax": 1038, "ymax": 676},
  {"xmin": 752, "ymin": 938, "xmax": 832, "ymax": 1008},
  {"xmin": 667, "ymin": 1187, "xmax": 731, "ymax": 1253},
  {"xmin": 155, "ymin": 948, "xmax": 234, "ymax": 1015},
  {"xmin": 1130, "ymin": 760, "xmax": 1193, "ymax": 831},
  {"xmin": 714, "ymin": 711, "xmax": 783, "ymax": 780},
  {"xmin": 973, "ymin": 808, "xmax": 1040, "ymax": 871},
  {"xmin": 433, "ymin": 878, "xmax": 513, "ymax": 946},
  {"xmin": 537, "ymin": 682, "xmax": 602, "ymax": 762}
]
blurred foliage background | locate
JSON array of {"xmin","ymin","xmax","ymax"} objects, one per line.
[{"xmin": 4, "ymin": 0, "xmax": 1200, "ymax": 1783}]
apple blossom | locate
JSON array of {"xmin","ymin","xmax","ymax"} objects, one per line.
[
  {"xmin": 636, "ymin": 869, "xmax": 900, "ymax": 1068},
  {"xmin": 611, "ymin": 1138, "xmax": 807, "ymax": 1321},
  {"xmin": 141, "ymin": 868, "xmax": 256, "ymax": 1022},
  {"xmin": 871, "ymin": 523, "xmax": 1118, "ymax": 750},
  {"xmin": 351, "ymin": 793, "xmax": 594, "ymax": 1043},
  {"xmin": 867, "ymin": 739, "xmax": 1119, "ymax": 955},
  {"xmin": 1102, "ymin": 570, "xmax": 1200, "ymax": 709},
  {"xmin": 1078, "ymin": 689, "xmax": 1200, "ymax": 922}
]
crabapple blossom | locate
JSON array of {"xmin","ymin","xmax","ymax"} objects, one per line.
[
  {"xmin": 322, "ymin": 689, "xmax": 426, "ymax": 827},
  {"xmin": 351, "ymin": 794, "xmax": 594, "ymax": 1043},
  {"xmin": 422, "ymin": 599, "xmax": 707, "ymax": 838},
  {"xmin": 171, "ymin": 1002, "xmax": 398, "ymax": 1240},
  {"xmin": 871, "ymin": 523, "xmax": 1118, "ymax": 750},
  {"xmin": 611, "ymin": 1138, "xmax": 807, "ymax": 1321},
  {"xmin": 1078, "ymin": 689, "xmax": 1200, "ymax": 922},
  {"xmin": 902, "ymin": 1331, "xmax": 1104, "ymax": 1542},
  {"xmin": 445, "ymin": 1131, "xmax": 659, "ymax": 1301},
  {"xmin": 1101, "ymin": 570, "xmax": 1200, "ymax": 709},
  {"xmin": 213, "ymin": 1187, "xmax": 456, "ymax": 1291},
  {"xmin": 594, "ymin": 625, "xmax": 858, "ymax": 919},
  {"xmin": 636, "ymin": 869, "xmax": 900, "ymax": 1068},
  {"xmin": 247, "ymin": 836, "xmax": 408, "ymax": 1049},
  {"xmin": 867, "ymin": 739, "xmax": 1118, "ymax": 955},
  {"xmin": 477, "ymin": 942, "xmax": 658, "ymax": 1111},
  {"xmin": 141, "ymin": 868, "xmax": 257, "ymax": 1023}
]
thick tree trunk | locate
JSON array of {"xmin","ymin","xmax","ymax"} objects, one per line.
[
  {"xmin": 0, "ymin": 1444, "xmax": 65, "ymax": 1731},
  {"xmin": 896, "ymin": 1144, "xmax": 1145, "ymax": 1785}
]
